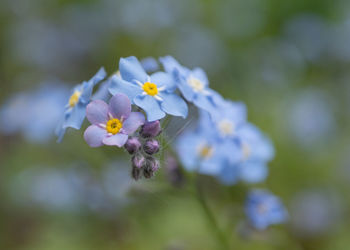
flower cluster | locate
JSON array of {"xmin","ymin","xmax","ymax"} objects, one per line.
[{"xmin": 49, "ymin": 55, "xmax": 286, "ymax": 230}]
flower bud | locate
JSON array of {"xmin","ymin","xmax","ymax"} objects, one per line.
[
  {"xmin": 124, "ymin": 137, "xmax": 141, "ymax": 154},
  {"xmin": 140, "ymin": 120, "xmax": 162, "ymax": 138},
  {"xmin": 131, "ymin": 153, "xmax": 146, "ymax": 169},
  {"xmin": 143, "ymin": 157, "xmax": 160, "ymax": 178},
  {"xmin": 143, "ymin": 139, "xmax": 160, "ymax": 155}
]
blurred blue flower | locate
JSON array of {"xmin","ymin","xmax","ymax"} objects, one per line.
[
  {"xmin": 209, "ymin": 99, "xmax": 247, "ymax": 139},
  {"xmin": 285, "ymin": 88, "xmax": 336, "ymax": 149},
  {"xmin": 220, "ymin": 123, "xmax": 274, "ymax": 185},
  {"xmin": 176, "ymin": 127, "xmax": 241, "ymax": 177},
  {"xmin": 176, "ymin": 111, "xmax": 241, "ymax": 177},
  {"xmin": 245, "ymin": 189, "xmax": 288, "ymax": 230},
  {"xmin": 109, "ymin": 56, "xmax": 188, "ymax": 121},
  {"xmin": 290, "ymin": 189, "xmax": 343, "ymax": 237},
  {"xmin": 0, "ymin": 82, "xmax": 69, "ymax": 143},
  {"xmin": 56, "ymin": 68, "xmax": 106, "ymax": 142},
  {"xmin": 160, "ymin": 55, "xmax": 219, "ymax": 112}
]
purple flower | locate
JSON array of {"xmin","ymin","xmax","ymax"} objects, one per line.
[{"xmin": 84, "ymin": 93, "xmax": 145, "ymax": 147}]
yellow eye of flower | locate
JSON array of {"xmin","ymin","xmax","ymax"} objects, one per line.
[
  {"xmin": 198, "ymin": 144, "xmax": 214, "ymax": 159},
  {"xmin": 69, "ymin": 91, "xmax": 81, "ymax": 108},
  {"xmin": 143, "ymin": 82, "xmax": 158, "ymax": 96},
  {"xmin": 106, "ymin": 118, "xmax": 123, "ymax": 135}
]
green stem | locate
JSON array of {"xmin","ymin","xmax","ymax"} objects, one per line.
[{"xmin": 194, "ymin": 175, "xmax": 231, "ymax": 250}]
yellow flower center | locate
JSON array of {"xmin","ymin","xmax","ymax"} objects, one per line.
[
  {"xmin": 198, "ymin": 144, "xmax": 214, "ymax": 159},
  {"xmin": 106, "ymin": 118, "xmax": 123, "ymax": 135},
  {"xmin": 187, "ymin": 76, "xmax": 204, "ymax": 92},
  {"xmin": 143, "ymin": 82, "xmax": 158, "ymax": 96},
  {"xmin": 218, "ymin": 119, "xmax": 235, "ymax": 136},
  {"xmin": 68, "ymin": 91, "xmax": 81, "ymax": 108}
]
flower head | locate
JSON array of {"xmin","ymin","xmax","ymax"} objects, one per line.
[
  {"xmin": 83, "ymin": 93, "xmax": 145, "ymax": 147},
  {"xmin": 219, "ymin": 123, "xmax": 274, "ymax": 185},
  {"xmin": 245, "ymin": 189, "xmax": 288, "ymax": 230},
  {"xmin": 160, "ymin": 56, "xmax": 219, "ymax": 112},
  {"xmin": 176, "ymin": 111, "xmax": 241, "ymax": 177},
  {"xmin": 209, "ymin": 99, "xmax": 247, "ymax": 139},
  {"xmin": 56, "ymin": 68, "xmax": 107, "ymax": 142},
  {"xmin": 108, "ymin": 56, "xmax": 188, "ymax": 121}
]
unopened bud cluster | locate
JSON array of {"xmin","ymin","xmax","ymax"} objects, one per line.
[{"xmin": 124, "ymin": 120, "xmax": 162, "ymax": 180}]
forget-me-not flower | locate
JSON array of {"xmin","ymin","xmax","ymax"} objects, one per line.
[
  {"xmin": 219, "ymin": 123, "xmax": 274, "ymax": 184},
  {"xmin": 245, "ymin": 189, "xmax": 288, "ymax": 230},
  {"xmin": 108, "ymin": 56, "xmax": 188, "ymax": 122},
  {"xmin": 56, "ymin": 68, "xmax": 106, "ymax": 142},
  {"xmin": 176, "ymin": 111, "xmax": 241, "ymax": 177},
  {"xmin": 160, "ymin": 55, "xmax": 219, "ymax": 112},
  {"xmin": 209, "ymin": 99, "xmax": 247, "ymax": 139},
  {"xmin": 84, "ymin": 93, "xmax": 145, "ymax": 147}
]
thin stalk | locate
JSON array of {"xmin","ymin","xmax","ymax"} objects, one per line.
[{"xmin": 194, "ymin": 175, "xmax": 231, "ymax": 250}]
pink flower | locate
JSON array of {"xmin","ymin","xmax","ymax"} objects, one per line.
[{"xmin": 84, "ymin": 93, "xmax": 145, "ymax": 147}]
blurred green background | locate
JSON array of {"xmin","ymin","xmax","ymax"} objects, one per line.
[{"xmin": 1, "ymin": 0, "xmax": 350, "ymax": 249}]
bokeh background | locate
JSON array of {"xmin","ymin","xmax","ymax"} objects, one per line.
[{"xmin": 1, "ymin": 0, "xmax": 350, "ymax": 249}]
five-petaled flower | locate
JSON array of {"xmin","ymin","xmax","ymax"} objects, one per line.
[
  {"xmin": 84, "ymin": 93, "xmax": 145, "ymax": 147},
  {"xmin": 56, "ymin": 68, "xmax": 106, "ymax": 142},
  {"xmin": 160, "ymin": 56, "xmax": 220, "ymax": 112},
  {"xmin": 245, "ymin": 189, "xmax": 288, "ymax": 230},
  {"xmin": 108, "ymin": 56, "xmax": 188, "ymax": 122}
]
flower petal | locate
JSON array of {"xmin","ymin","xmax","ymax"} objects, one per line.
[
  {"xmin": 150, "ymin": 72, "xmax": 176, "ymax": 91},
  {"xmin": 102, "ymin": 133, "xmax": 128, "ymax": 147},
  {"xmin": 122, "ymin": 112, "xmax": 145, "ymax": 134},
  {"xmin": 159, "ymin": 92, "xmax": 188, "ymax": 118},
  {"xmin": 193, "ymin": 93, "xmax": 215, "ymax": 112},
  {"xmin": 159, "ymin": 56, "xmax": 182, "ymax": 74},
  {"xmin": 134, "ymin": 95, "xmax": 166, "ymax": 122},
  {"xmin": 80, "ymin": 68, "xmax": 107, "ymax": 102},
  {"xmin": 63, "ymin": 103, "xmax": 86, "ymax": 130},
  {"xmin": 109, "ymin": 93, "xmax": 131, "ymax": 120},
  {"xmin": 86, "ymin": 100, "xmax": 109, "ymax": 125},
  {"xmin": 178, "ymin": 81, "xmax": 195, "ymax": 102},
  {"xmin": 192, "ymin": 67, "xmax": 209, "ymax": 86},
  {"xmin": 108, "ymin": 75, "xmax": 142, "ymax": 101},
  {"xmin": 84, "ymin": 125, "xmax": 107, "ymax": 147},
  {"xmin": 119, "ymin": 56, "xmax": 148, "ymax": 83},
  {"xmin": 89, "ymin": 67, "xmax": 107, "ymax": 85}
]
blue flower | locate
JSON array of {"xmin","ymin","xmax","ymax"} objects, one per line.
[
  {"xmin": 209, "ymin": 99, "xmax": 247, "ymax": 139},
  {"xmin": 160, "ymin": 56, "xmax": 220, "ymax": 112},
  {"xmin": 0, "ymin": 83, "xmax": 69, "ymax": 143},
  {"xmin": 56, "ymin": 68, "xmax": 106, "ymax": 142},
  {"xmin": 219, "ymin": 123, "xmax": 274, "ymax": 184},
  {"xmin": 176, "ymin": 111, "xmax": 241, "ymax": 177},
  {"xmin": 108, "ymin": 56, "xmax": 188, "ymax": 122},
  {"xmin": 245, "ymin": 189, "xmax": 288, "ymax": 230}
]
